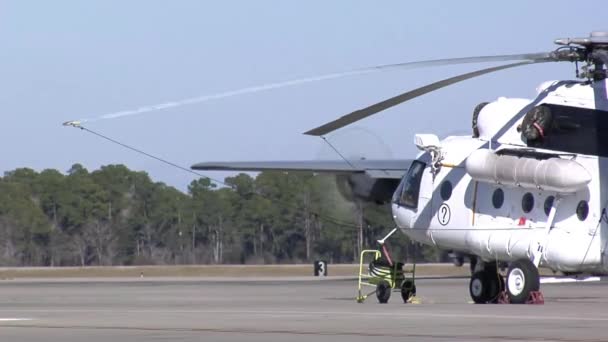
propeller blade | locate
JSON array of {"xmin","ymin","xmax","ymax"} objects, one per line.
[{"xmin": 304, "ymin": 60, "xmax": 544, "ymax": 136}]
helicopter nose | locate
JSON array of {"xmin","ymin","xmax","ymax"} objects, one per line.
[
  {"xmin": 392, "ymin": 203, "xmax": 412, "ymax": 229},
  {"xmin": 392, "ymin": 203, "xmax": 433, "ymax": 245}
]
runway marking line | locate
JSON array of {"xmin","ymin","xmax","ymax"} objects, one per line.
[{"xmin": 0, "ymin": 318, "xmax": 32, "ymax": 322}]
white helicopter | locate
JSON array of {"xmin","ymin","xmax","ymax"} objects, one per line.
[{"xmin": 193, "ymin": 32, "xmax": 608, "ymax": 304}]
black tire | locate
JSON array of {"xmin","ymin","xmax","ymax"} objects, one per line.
[
  {"xmin": 506, "ymin": 259, "xmax": 540, "ymax": 304},
  {"xmin": 469, "ymin": 271, "xmax": 490, "ymax": 304},
  {"xmin": 485, "ymin": 273, "xmax": 504, "ymax": 303},
  {"xmin": 401, "ymin": 279, "xmax": 416, "ymax": 303},
  {"xmin": 376, "ymin": 280, "xmax": 391, "ymax": 304}
]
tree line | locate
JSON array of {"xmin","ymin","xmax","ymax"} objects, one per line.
[{"xmin": 0, "ymin": 164, "xmax": 442, "ymax": 266}]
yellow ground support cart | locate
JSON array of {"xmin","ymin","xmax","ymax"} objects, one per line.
[{"xmin": 356, "ymin": 228, "xmax": 417, "ymax": 304}]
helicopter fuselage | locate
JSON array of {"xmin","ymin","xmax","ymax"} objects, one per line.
[{"xmin": 392, "ymin": 79, "xmax": 608, "ymax": 274}]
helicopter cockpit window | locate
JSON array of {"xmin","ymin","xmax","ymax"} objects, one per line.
[
  {"xmin": 523, "ymin": 104, "xmax": 608, "ymax": 157},
  {"xmin": 391, "ymin": 176, "xmax": 405, "ymax": 204},
  {"xmin": 398, "ymin": 160, "xmax": 425, "ymax": 209}
]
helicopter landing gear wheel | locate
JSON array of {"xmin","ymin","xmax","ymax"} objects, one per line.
[
  {"xmin": 469, "ymin": 264, "xmax": 504, "ymax": 304},
  {"xmin": 376, "ymin": 280, "xmax": 391, "ymax": 304},
  {"xmin": 469, "ymin": 271, "xmax": 490, "ymax": 304},
  {"xmin": 506, "ymin": 259, "xmax": 540, "ymax": 304}
]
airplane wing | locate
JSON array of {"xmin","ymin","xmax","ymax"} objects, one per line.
[{"xmin": 191, "ymin": 159, "xmax": 412, "ymax": 179}]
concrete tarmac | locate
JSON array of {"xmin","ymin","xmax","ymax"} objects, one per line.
[{"xmin": 1, "ymin": 277, "xmax": 607, "ymax": 341}]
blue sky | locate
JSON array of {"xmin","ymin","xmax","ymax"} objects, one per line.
[{"xmin": 1, "ymin": 1, "xmax": 606, "ymax": 191}]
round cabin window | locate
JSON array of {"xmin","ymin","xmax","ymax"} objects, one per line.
[
  {"xmin": 522, "ymin": 193, "xmax": 534, "ymax": 213},
  {"xmin": 544, "ymin": 196, "xmax": 555, "ymax": 216},
  {"xmin": 577, "ymin": 201, "xmax": 589, "ymax": 221},
  {"xmin": 440, "ymin": 181, "xmax": 453, "ymax": 201},
  {"xmin": 492, "ymin": 188, "xmax": 504, "ymax": 209}
]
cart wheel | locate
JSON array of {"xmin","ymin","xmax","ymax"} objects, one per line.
[
  {"xmin": 376, "ymin": 280, "xmax": 391, "ymax": 304},
  {"xmin": 401, "ymin": 279, "xmax": 416, "ymax": 303}
]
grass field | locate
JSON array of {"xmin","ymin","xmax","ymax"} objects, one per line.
[{"xmin": 0, "ymin": 263, "xmax": 473, "ymax": 279}]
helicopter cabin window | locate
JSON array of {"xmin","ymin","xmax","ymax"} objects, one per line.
[
  {"xmin": 492, "ymin": 188, "xmax": 504, "ymax": 209},
  {"xmin": 399, "ymin": 160, "xmax": 425, "ymax": 209},
  {"xmin": 440, "ymin": 181, "xmax": 453, "ymax": 201},
  {"xmin": 577, "ymin": 200, "xmax": 589, "ymax": 221},
  {"xmin": 522, "ymin": 192, "xmax": 534, "ymax": 213},
  {"xmin": 521, "ymin": 104, "xmax": 608, "ymax": 157}
]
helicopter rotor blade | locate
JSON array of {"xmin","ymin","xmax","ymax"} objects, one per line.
[
  {"xmin": 358, "ymin": 52, "xmax": 554, "ymax": 72},
  {"xmin": 304, "ymin": 60, "xmax": 546, "ymax": 136}
]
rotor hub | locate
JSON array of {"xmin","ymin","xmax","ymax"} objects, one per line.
[{"xmin": 554, "ymin": 31, "xmax": 608, "ymax": 80}]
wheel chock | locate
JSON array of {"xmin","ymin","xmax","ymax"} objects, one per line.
[
  {"xmin": 526, "ymin": 291, "xmax": 544, "ymax": 304},
  {"xmin": 494, "ymin": 291, "xmax": 544, "ymax": 304},
  {"xmin": 497, "ymin": 291, "xmax": 510, "ymax": 304}
]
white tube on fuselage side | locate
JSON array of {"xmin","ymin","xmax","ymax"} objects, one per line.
[
  {"xmin": 544, "ymin": 229, "xmax": 602, "ymax": 271},
  {"xmin": 466, "ymin": 149, "xmax": 591, "ymax": 193},
  {"xmin": 461, "ymin": 227, "xmax": 602, "ymax": 272},
  {"xmin": 464, "ymin": 229, "xmax": 534, "ymax": 261}
]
